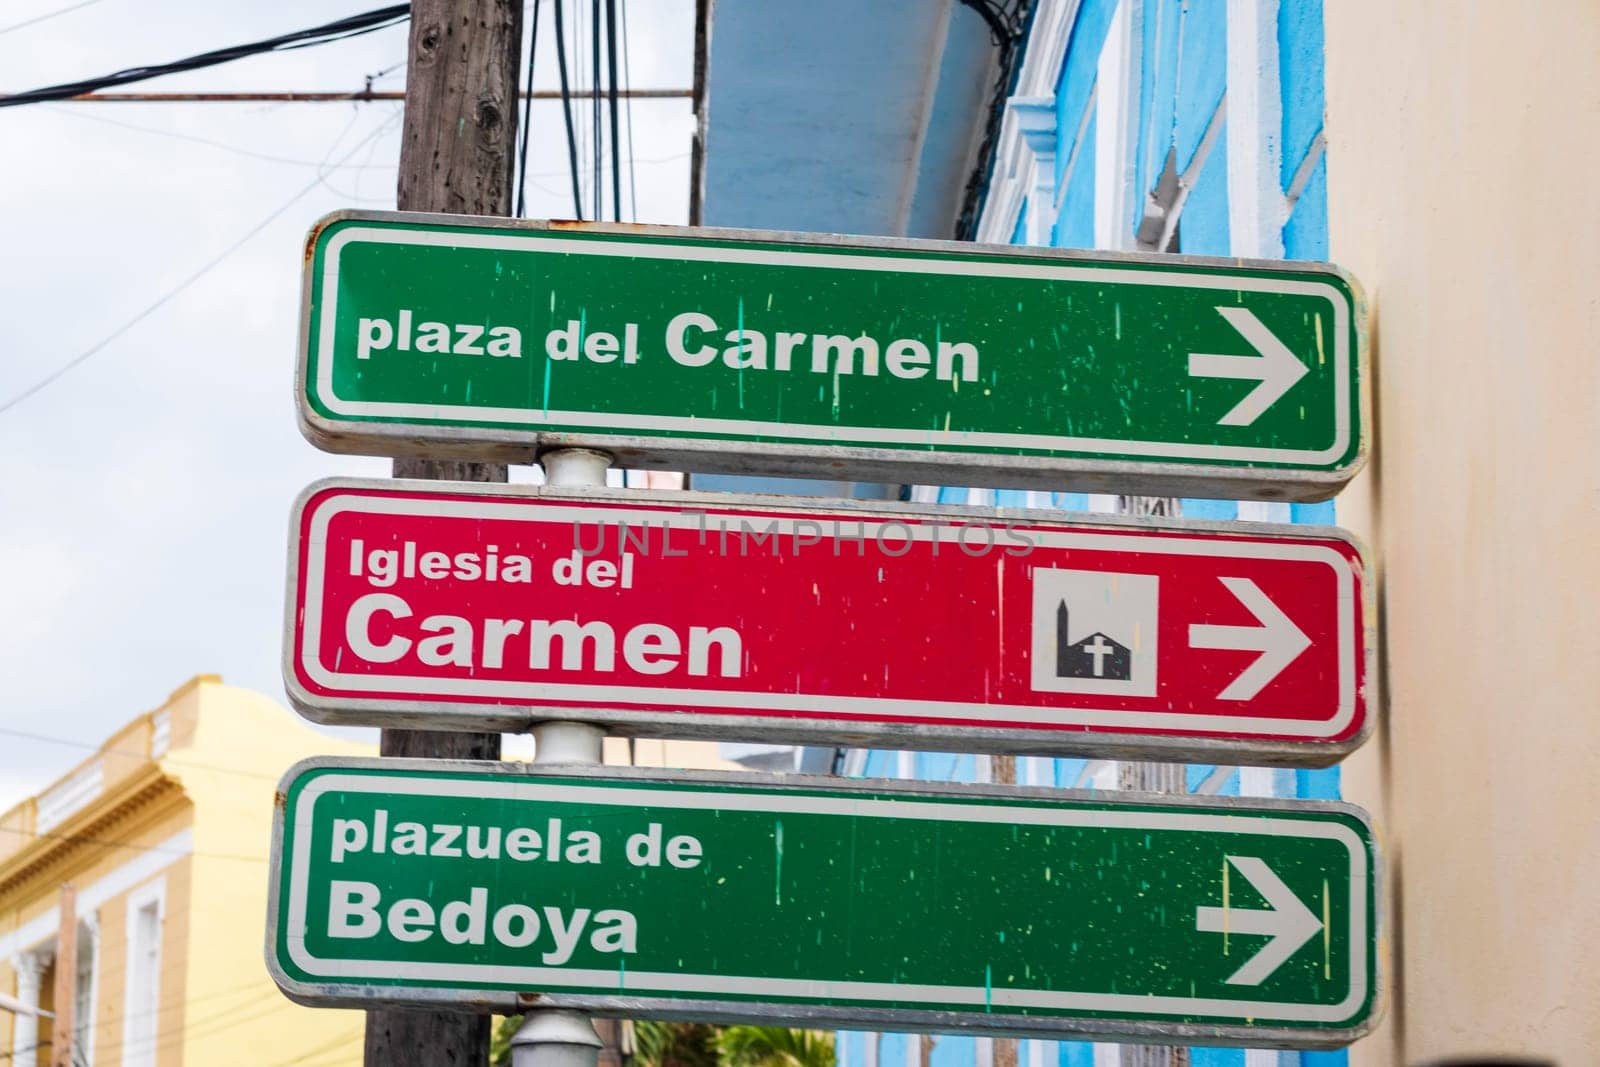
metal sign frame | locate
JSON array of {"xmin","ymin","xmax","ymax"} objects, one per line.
[
  {"xmin": 295, "ymin": 211, "xmax": 1368, "ymax": 501},
  {"xmin": 265, "ymin": 758, "xmax": 1381, "ymax": 1049},
  {"xmin": 282, "ymin": 478, "xmax": 1375, "ymax": 766}
]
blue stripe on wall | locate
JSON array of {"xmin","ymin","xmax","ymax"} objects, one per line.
[
  {"xmin": 1190, "ymin": 1050, "xmax": 1245, "ymax": 1067},
  {"xmin": 1179, "ymin": 499, "xmax": 1239, "ymax": 521},
  {"xmin": 1290, "ymin": 498, "xmax": 1336, "ymax": 525},
  {"xmin": 1053, "ymin": 111, "xmax": 1097, "ymax": 249},
  {"xmin": 994, "ymin": 490, "xmax": 1032, "ymax": 509},
  {"xmin": 839, "ymin": 1031, "xmax": 865, "ymax": 1067},
  {"xmin": 930, "ymin": 1035, "xmax": 976, "ymax": 1067},
  {"xmin": 1174, "ymin": 0, "xmax": 1227, "ymax": 170},
  {"xmin": 1052, "ymin": 758, "xmax": 1090, "ymax": 789},
  {"xmin": 1057, "ymin": 1041, "xmax": 1096, "ymax": 1067},
  {"xmin": 1297, "ymin": 765, "xmax": 1342, "ymax": 800},
  {"xmin": 1133, "ymin": 0, "xmax": 1183, "ymax": 233},
  {"xmin": 1177, "ymin": 124, "xmax": 1230, "ymax": 256},
  {"xmin": 919, "ymin": 752, "xmax": 980, "ymax": 782},
  {"xmin": 1282, "ymin": 151, "xmax": 1329, "ymax": 261},
  {"xmin": 1278, "ymin": 0, "xmax": 1325, "ymax": 190},
  {"xmin": 1053, "ymin": 0, "xmax": 1119, "ymax": 192}
]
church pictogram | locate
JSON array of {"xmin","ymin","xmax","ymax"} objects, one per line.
[
  {"xmin": 1055, "ymin": 601, "xmax": 1133, "ymax": 681},
  {"xmin": 1030, "ymin": 568, "xmax": 1160, "ymax": 697}
]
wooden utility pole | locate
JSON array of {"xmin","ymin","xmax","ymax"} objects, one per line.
[
  {"xmin": 987, "ymin": 759, "xmax": 1017, "ymax": 1067},
  {"xmin": 365, "ymin": 1, "xmax": 523, "ymax": 1063}
]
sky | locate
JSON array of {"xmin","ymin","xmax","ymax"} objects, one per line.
[{"xmin": 0, "ymin": 0, "xmax": 698, "ymax": 811}]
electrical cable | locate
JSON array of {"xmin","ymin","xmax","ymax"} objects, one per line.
[
  {"xmin": 0, "ymin": 116, "xmax": 395, "ymax": 416},
  {"xmin": 0, "ymin": 823, "xmax": 265, "ymax": 863},
  {"xmin": 620, "ymin": 0, "xmax": 637, "ymax": 220},
  {"xmin": 0, "ymin": 723, "xmax": 279, "ymax": 781},
  {"xmin": 0, "ymin": 4, "xmax": 409, "ymax": 109},
  {"xmin": 591, "ymin": 0, "xmax": 602, "ymax": 220},
  {"xmin": 605, "ymin": 0, "xmax": 621, "ymax": 222},
  {"xmin": 515, "ymin": 0, "xmax": 543, "ymax": 218},
  {"xmin": 551, "ymin": 0, "xmax": 584, "ymax": 218},
  {"xmin": 43, "ymin": 103, "xmax": 399, "ymax": 170},
  {"xmin": 266, "ymin": 1028, "xmax": 365, "ymax": 1067},
  {"xmin": 0, "ymin": 0, "xmax": 108, "ymax": 38},
  {"xmin": 4, "ymin": 980, "xmax": 270, "ymax": 1067},
  {"xmin": 569, "ymin": 0, "xmax": 582, "ymax": 211}
]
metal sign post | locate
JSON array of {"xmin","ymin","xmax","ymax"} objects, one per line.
[
  {"xmin": 281, "ymin": 479, "xmax": 1373, "ymax": 764},
  {"xmin": 266, "ymin": 759, "xmax": 1379, "ymax": 1050},
  {"xmin": 295, "ymin": 212, "xmax": 1366, "ymax": 501}
]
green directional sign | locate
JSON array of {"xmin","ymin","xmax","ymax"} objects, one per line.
[
  {"xmin": 297, "ymin": 212, "xmax": 1366, "ymax": 501},
  {"xmin": 267, "ymin": 759, "xmax": 1378, "ymax": 1049}
]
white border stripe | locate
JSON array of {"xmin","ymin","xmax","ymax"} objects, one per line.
[
  {"xmin": 283, "ymin": 774, "xmax": 1369, "ymax": 1024},
  {"xmin": 312, "ymin": 227, "xmax": 1353, "ymax": 465},
  {"xmin": 296, "ymin": 494, "xmax": 1359, "ymax": 737}
]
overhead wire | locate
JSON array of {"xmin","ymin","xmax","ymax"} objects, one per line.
[
  {"xmin": 515, "ymin": 0, "xmax": 543, "ymax": 217},
  {"xmin": 0, "ymin": 979, "xmax": 269, "ymax": 1066},
  {"xmin": 42, "ymin": 103, "xmax": 400, "ymax": 170},
  {"xmin": 620, "ymin": 0, "xmax": 638, "ymax": 220},
  {"xmin": 572, "ymin": 0, "xmax": 584, "ymax": 213},
  {"xmin": 0, "ymin": 115, "xmax": 396, "ymax": 415},
  {"xmin": 591, "ymin": 0, "xmax": 602, "ymax": 220},
  {"xmin": 0, "ymin": 822, "xmax": 266, "ymax": 863},
  {"xmin": 267, "ymin": 1029, "xmax": 365, "ymax": 1067},
  {"xmin": 0, "ymin": 0, "xmax": 108, "ymax": 38},
  {"xmin": 345, "ymin": 110, "xmax": 404, "ymax": 202},
  {"xmin": 551, "ymin": 0, "xmax": 584, "ymax": 217},
  {"xmin": 0, "ymin": 4, "xmax": 409, "ymax": 109},
  {"xmin": 311, "ymin": 108, "xmax": 403, "ymax": 202},
  {"xmin": 605, "ymin": 0, "xmax": 621, "ymax": 221},
  {"xmin": 33, "ymin": 983, "xmax": 312, "ymax": 1064},
  {"xmin": 0, "ymin": 723, "xmax": 280, "ymax": 781}
]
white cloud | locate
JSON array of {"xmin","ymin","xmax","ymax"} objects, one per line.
[{"xmin": 0, "ymin": 0, "xmax": 697, "ymax": 812}]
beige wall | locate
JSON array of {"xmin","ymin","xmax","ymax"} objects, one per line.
[{"xmin": 1325, "ymin": 3, "xmax": 1600, "ymax": 1064}]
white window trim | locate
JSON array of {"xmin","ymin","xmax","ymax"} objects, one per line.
[
  {"xmin": 1092, "ymin": 0, "xmax": 1142, "ymax": 252},
  {"xmin": 75, "ymin": 914, "xmax": 100, "ymax": 1067},
  {"xmin": 1225, "ymin": 0, "xmax": 1287, "ymax": 259},
  {"xmin": 121, "ymin": 877, "xmax": 167, "ymax": 1067}
]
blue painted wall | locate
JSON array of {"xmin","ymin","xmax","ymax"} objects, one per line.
[{"xmin": 837, "ymin": 2, "xmax": 1347, "ymax": 1065}]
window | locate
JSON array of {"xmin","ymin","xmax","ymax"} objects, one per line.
[{"xmin": 122, "ymin": 879, "xmax": 165, "ymax": 1067}]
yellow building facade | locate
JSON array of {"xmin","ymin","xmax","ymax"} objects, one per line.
[
  {"xmin": 1, "ymin": 675, "xmax": 743, "ymax": 1066},
  {"xmin": 1, "ymin": 676, "xmax": 370, "ymax": 1067}
]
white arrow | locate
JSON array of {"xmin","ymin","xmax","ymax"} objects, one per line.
[
  {"xmin": 1187, "ymin": 306, "xmax": 1309, "ymax": 426},
  {"xmin": 1188, "ymin": 577, "xmax": 1310, "ymax": 700},
  {"xmin": 1195, "ymin": 855, "xmax": 1323, "ymax": 986}
]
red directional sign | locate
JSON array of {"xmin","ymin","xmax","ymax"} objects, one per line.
[{"xmin": 284, "ymin": 480, "xmax": 1373, "ymax": 765}]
